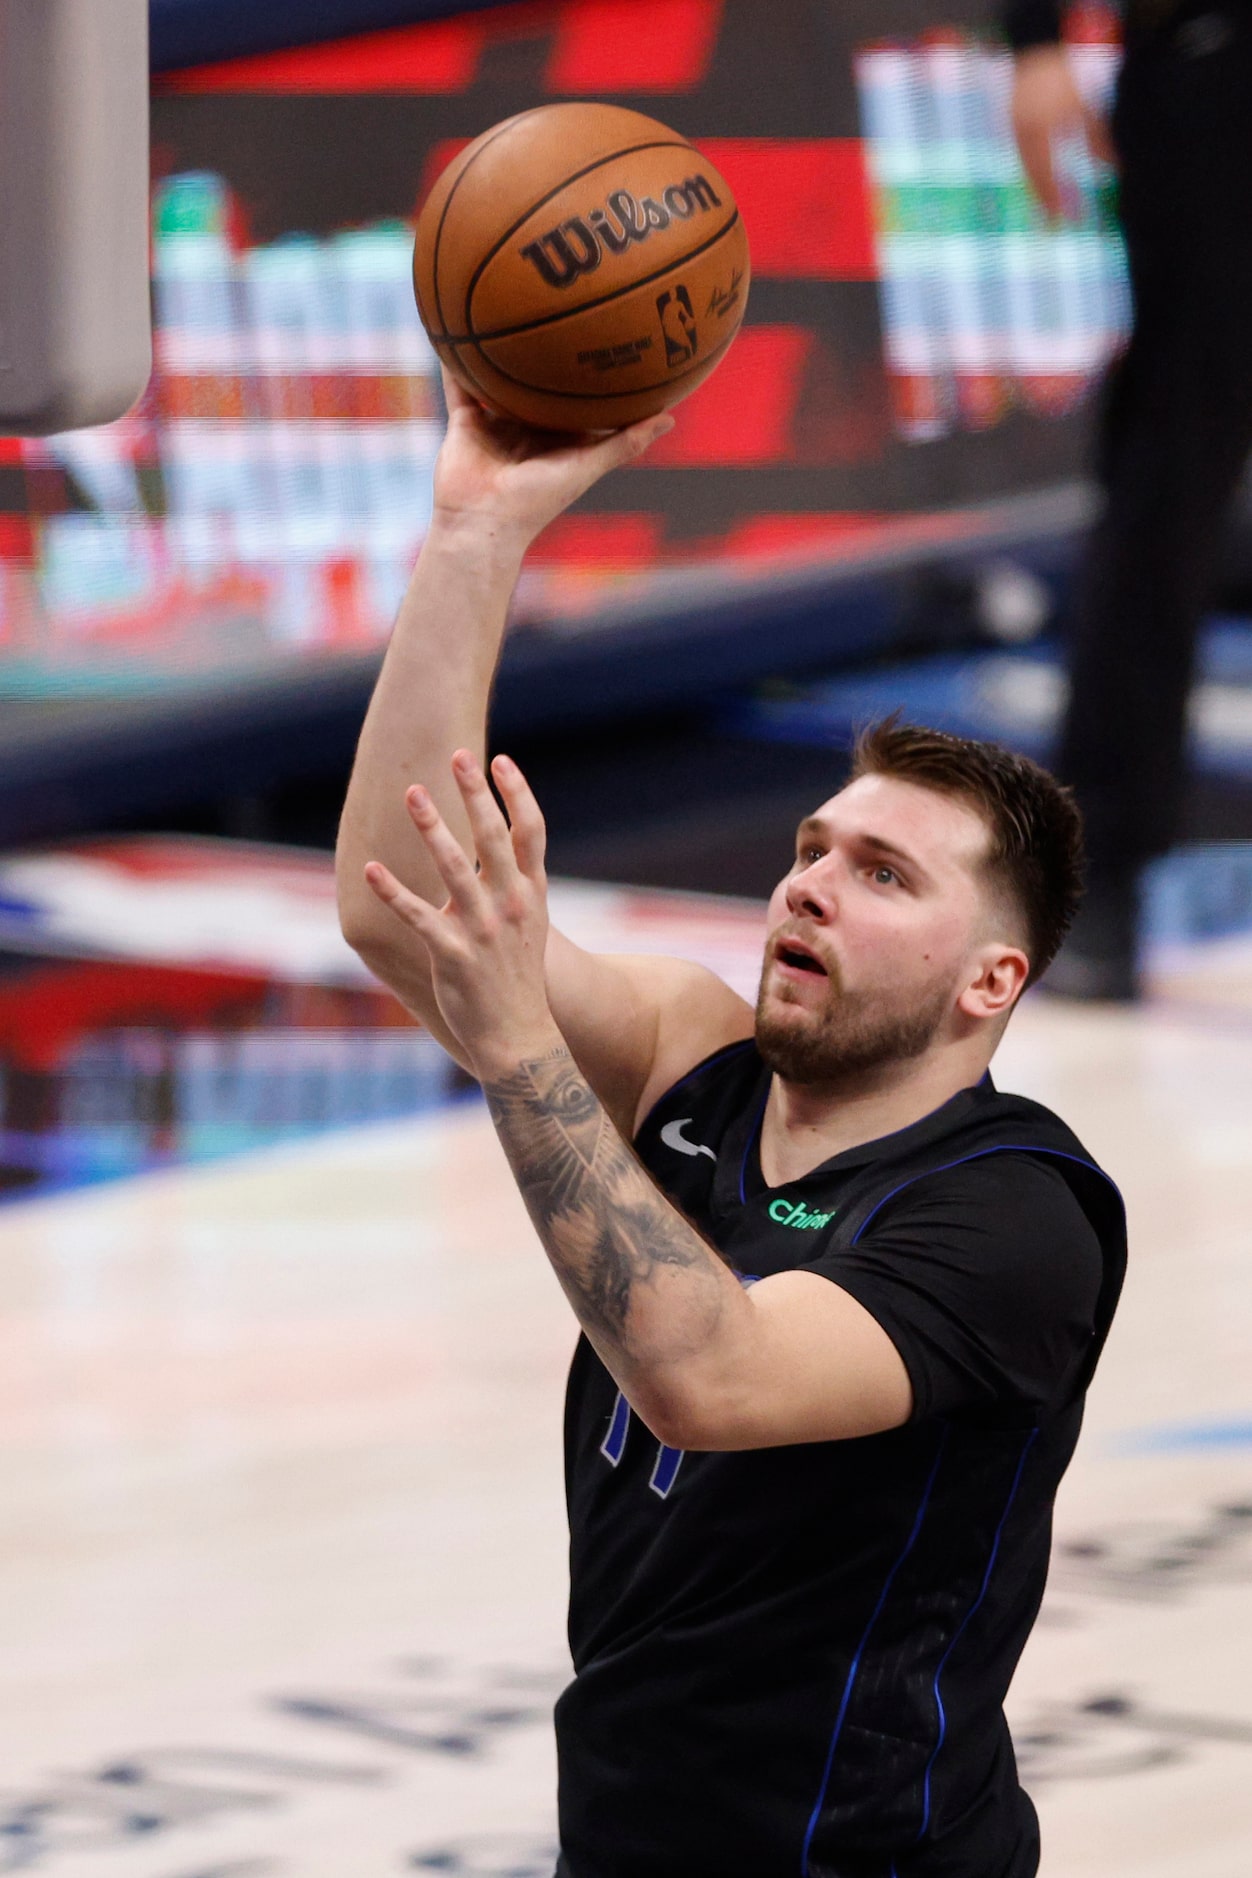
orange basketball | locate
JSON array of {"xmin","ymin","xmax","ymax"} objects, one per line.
[{"xmin": 413, "ymin": 102, "xmax": 750, "ymax": 432}]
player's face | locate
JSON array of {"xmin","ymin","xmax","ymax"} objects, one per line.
[{"xmin": 756, "ymin": 773, "xmax": 1005, "ymax": 1085}]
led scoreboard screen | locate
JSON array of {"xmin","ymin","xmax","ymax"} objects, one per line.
[{"xmin": 0, "ymin": 0, "xmax": 1125, "ymax": 700}]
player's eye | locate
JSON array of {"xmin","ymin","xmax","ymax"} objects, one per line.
[
  {"xmin": 796, "ymin": 846, "xmax": 824, "ymax": 867},
  {"xmin": 870, "ymin": 864, "xmax": 900, "ymax": 886}
]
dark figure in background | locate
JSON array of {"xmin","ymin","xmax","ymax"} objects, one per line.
[{"xmin": 1007, "ymin": 0, "xmax": 1252, "ymax": 997}]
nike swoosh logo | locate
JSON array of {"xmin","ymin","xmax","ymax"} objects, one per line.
[{"xmin": 660, "ymin": 1118, "xmax": 717, "ymax": 1162}]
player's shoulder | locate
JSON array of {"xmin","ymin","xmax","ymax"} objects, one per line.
[
  {"xmin": 543, "ymin": 937, "xmax": 752, "ymax": 1137},
  {"xmin": 911, "ymin": 1079, "xmax": 1119, "ymax": 1207},
  {"xmin": 549, "ymin": 935, "xmax": 749, "ymax": 1033},
  {"xmin": 896, "ymin": 1145, "xmax": 1094, "ymax": 1223},
  {"xmin": 851, "ymin": 1079, "xmax": 1123, "ymax": 1261},
  {"xmin": 615, "ymin": 953, "xmax": 755, "ymax": 1135},
  {"xmin": 634, "ymin": 1029, "xmax": 762, "ymax": 1146},
  {"xmin": 960, "ymin": 1085, "xmax": 1124, "ymax": 1243},
  {"xmin": 860, "ymin": 1150, "xmax": 1108, "ymax": 1327}
]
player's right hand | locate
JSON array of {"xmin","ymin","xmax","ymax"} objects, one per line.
[
  {"xmin": 429, "ymin": 366, "xmax": 674, "ymax": 556},
  {"xmin": 1011, "ymin": 45, "xmax": 1116, "ymax": 222}
]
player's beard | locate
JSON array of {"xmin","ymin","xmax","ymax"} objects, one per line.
[{"xmin": 754, "ymin": 951, "xmax": 953, "ymax": 1087}]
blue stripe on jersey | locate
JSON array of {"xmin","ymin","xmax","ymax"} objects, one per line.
[
  {"xmin": 914, "ymin": 1426, "xmax": 1040, "ymax": 1840},
  {"xmin": 799, "ymin": 1424, "xmax": 950, "ymax": 1878},
  {"xmin": 738, "ymin": 1079, "xmax": 772, "ymax": 1204},
  {"xmin": 850, "ymin": 1145, "xmax": 1121, "ymax": 1245},
  {"xmin": 828, "ymin": 1144, "xmax": 1113, "ymax": 1864}
]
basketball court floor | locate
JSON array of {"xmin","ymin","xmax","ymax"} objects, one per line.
[{"xmin": 2, "ymin": 879, "xmax": 1251, "ymax": 1878}]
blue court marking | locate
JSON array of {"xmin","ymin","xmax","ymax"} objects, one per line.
[
  {"xmin": 600, "ymin": 1390, "xmax": 632, "ymax": 1467},
  {"xmin": 800, "ymin": 1425, "xmax": 950, "ymax": 1877},
  {"xmin": 915, "ymin": 1428, "xmax": 1039, "ymax": 1841},
  {"xmin": 1115, "ymin": 1418, "xmax": 1252, "ymax": 1454}
]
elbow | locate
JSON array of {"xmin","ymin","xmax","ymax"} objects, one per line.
[
  {"xmin": 628, "ymin": 1311, "xmax": 762, "ymax": 1453},
  {"xmin": 338, "ymin": 907, "xmax": 407, "ymax": 995},
  {"xmin": 336, "ymin": 879, "xmax": 391, "ymax": 965},
  {"xmin": 631, "ymin": 1377, "xmax": 739, "ymax": 1455},
  {"xmin": 638, "ymin": 1403, "xmax": 695, "ymax": 1453},
  {"xmin": 335, "ymin": 862, "xmax": 368, "ymax": 946},
  {"xmin": 334, "ymin": 825, "xmax": 389, "ymax": 955},
  {"xmin": 338, "ymin": 905, "xmax": 378, "ymax": 962},
  {"xmin": 340, "ymin": 921, "xmax": 403, "ymax": 989}
]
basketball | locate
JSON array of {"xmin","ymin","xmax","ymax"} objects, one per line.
[{"xmin": 413, "ymin": 102, "xmax": 750, "ymax": 431}]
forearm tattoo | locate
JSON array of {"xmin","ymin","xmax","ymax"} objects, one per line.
[{"xmin": 481, "ymin": 1048, "xmax": 727, "ymax": 1360}]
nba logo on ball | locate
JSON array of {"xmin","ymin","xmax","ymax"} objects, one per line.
[
  {"xmin": 413, "ymin": 102, "xmax": 750, "ymax": 431},
  {"xmin": 656, "ymin": 287, "xmax": 697, "ymax": 367}
]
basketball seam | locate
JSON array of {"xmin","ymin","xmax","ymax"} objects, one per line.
[
  {"xmin": 465, "ymin": 317, "xmax": 741, "ymax": 404},
  {"xmin": 427, "ymin": 106, "xmax": 552, "ymax": 340},
  {"xmin": 427, "ymin": 110, "xmax": 556, "ymax": 410},
  {"xmin": 432, "ymin": 210, "xmax": 743, "ymax": 347},
  {"xmin": 462, "ymin": 138, "xmax": 702, "ymax": 336},
  {"xmin": 442, "ymin": 338, "xmax": 499, "ymax": 411}
]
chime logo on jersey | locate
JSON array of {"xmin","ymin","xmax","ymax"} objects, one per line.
[{"xmin": 768, "ymin": 1197, "xmax": 836, "ymax": 1230}]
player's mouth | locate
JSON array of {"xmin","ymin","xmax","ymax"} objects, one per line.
[{"xmin": 774, "ymin": 938, "xmax": 829, "ymax": 980}]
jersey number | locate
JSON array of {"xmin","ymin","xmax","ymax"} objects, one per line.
[
  {"xmin": 600, "ymin": 1390, "xmax": 683, "ymax": 1499},
  {"xmin": 596, "ymin": 1276, "xmax": 759, "ymax": 1498}
]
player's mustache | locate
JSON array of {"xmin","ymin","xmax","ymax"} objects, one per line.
[{"xmin": 766, "ymin": 925, "xmax": 842, "ymax": 993}]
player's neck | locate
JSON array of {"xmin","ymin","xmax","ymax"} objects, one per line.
[{"xmin": 759, "ymin": 1049, "xmax": 989, "ymax": 1187}]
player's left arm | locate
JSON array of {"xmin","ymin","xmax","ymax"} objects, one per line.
[
  {"xmin": 363, "ymin": 749, "xmax": 913, "ymax": 1449},
  {"xmin": 477, "ymin": 1047, "xmax": 913, "ymax": 1447}
]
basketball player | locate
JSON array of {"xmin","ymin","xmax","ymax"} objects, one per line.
[{"xmin": 336, "ymin": 377, "xmax": 1126, "ymax": 1878}]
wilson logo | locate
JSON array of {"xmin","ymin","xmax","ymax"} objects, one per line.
[
  {"xmin": 768, "ymin": 1198, "xmax": 836, "ymax": 1231},
  {"xmin": 518, "ymin": 174, "xmax": 723, "ymax": 290}
]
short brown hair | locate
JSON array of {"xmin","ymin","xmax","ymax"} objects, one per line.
[{"xmin": 849, "ymin": 719, "xmax": 1085, "ymax": 986}]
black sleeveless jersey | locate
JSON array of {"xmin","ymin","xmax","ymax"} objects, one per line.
[{"xmin": 555, "ymin": 1042, "xmax": 1125, "ymax": 1878}]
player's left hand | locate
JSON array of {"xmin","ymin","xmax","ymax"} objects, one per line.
[{"xmin": 363, "ymin": 750, "xmax": 560, "ymax": 1076}]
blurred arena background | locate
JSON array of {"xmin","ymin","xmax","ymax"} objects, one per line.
[{"xmin": 1, "ymin": 2, "xmax": 1250, "ymax": 1874}]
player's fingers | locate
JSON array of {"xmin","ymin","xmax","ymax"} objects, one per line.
[
  {"xmin": 596, "ymin": 410, "xmax": 676, "ymax": 471},
  {"xmin": 404, "ymin": 784, "xmax": 484, "ymax": 912},
  {"xmin": 440, "ymin": 364, "xmax": 483, "ymax": 420},
  {"xmin": 440, "ymin": 365, "xmax": 513, "ymax": 429},
  {"xmin": 450, "ymin": 749, "xmax": 517, "ymax": 882},
  {"xmin": 362, "ymin": 861, "xmax": 443, "ymax": 948},
  {"xmin": 525, "ymin": 410, "xmax": 675, "ymax": 509},
  {"xmin": 492, "ymin": 753, "xmax": 548, "ymax": 878}
]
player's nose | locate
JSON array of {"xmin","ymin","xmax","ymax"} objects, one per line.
[{"xmin": 785, "ymin": 866, "xmax": 836, "ymax": 924}]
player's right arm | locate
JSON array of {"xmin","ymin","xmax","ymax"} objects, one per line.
[{"xmin": 336, "ymin": 375, "xmax": 754, "ymax": 1135}]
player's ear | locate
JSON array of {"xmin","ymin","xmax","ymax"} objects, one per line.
[{"xmin": 958, "ymin": 944, "xmax": 1029, "ymax": 1021}]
